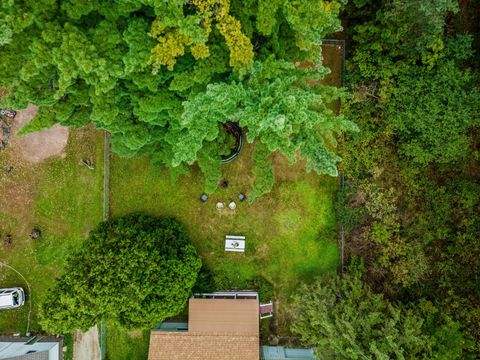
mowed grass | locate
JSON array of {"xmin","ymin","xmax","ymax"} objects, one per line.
[
  {"xmin": 106, "ymin": 322, "xmax": 150, "ymax": 360},
  {"xmin": 109, "ymin": 143, "xmax": 339, "ymax": 330},
  {"xmin": 111, "ymin": 147, "xmax": 338, "ymax": 289},
  {"xmin": 0, "ymin": 126, "xmax": 104, "ymax": 335}
]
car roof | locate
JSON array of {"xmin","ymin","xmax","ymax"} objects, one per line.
[{"xmin": 0, "ymin": 294, "xmax": 14, "ymax": 307}]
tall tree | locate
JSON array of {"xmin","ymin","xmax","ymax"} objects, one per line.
[
  {"xmin": 387, "ymin": 38, "xmax": 480, "ymax": 166},
  {"xmin": 291, "ymin": 273, "xmax": 465, "ymax": 359},
  {"xmin": 346, "ymin": 0, "xmax": 458, "ymax": 80},
  {"xmin": 0, "ymin": 0, "xmax": 354, "ymax": 198},
  {"xmin": 39, "ymin": 214, "xmax": 201, "ymax": 333}
]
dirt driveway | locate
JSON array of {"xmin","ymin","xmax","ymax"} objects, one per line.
[
  {"xmin": 73, "ymin": 326, "xmax": 101, "ymax": 360},
  {"xmin": 10, "ymin": 104, "xmax": 69, "ymax": 163}
]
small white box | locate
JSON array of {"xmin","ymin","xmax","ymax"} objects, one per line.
[{"xmin": 225, "ymin": 236, "xmax": 245, "ymax": 252}]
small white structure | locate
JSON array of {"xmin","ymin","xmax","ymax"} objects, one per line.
[
  {"xmin": 0, "ymin": 337, "xmax": 61, "ymax": 360},
  {"xmin": 225, "ymin": 235, "xmax": 245, "ymax": 252},
  {"xmin": 216, "ymin": 202, "xmax": 225, "ymax": 210},
  {"xmin": 228, "ymin": 201, "xmax": 237, "ymax": 210}
]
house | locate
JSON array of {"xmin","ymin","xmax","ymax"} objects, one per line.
[
  {"xmin": 0, "ymin": 336, "xmax": 61, "ymax": 360},
  {"xmin": 148, "ymin": 291, "xmax": 260, "ymax": 360},
  {"xmin": 148, "ymin": 291, "xmax": 317, "ymax": 360}
]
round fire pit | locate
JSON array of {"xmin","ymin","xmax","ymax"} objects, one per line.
[{"xmin": 220, "ymin": 122, "xmax": 243, "ymax": 164}]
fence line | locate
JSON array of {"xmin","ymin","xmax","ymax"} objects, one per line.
[
  {"xmin": 338, "ymin": 174, "xmax": 347, "ymax": 274},
  {"xmin": 99, "ymin": 130, "xmax": 111, "ymax": 360},
  {"xmin": 325, "ymin": 38, "xmax": 348, "ymax": 274},
  {"xmin": 103, "ymin": 131, "xmax": 111, "ymax": 222}
]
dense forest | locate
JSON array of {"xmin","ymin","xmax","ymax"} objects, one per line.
[{"xmin": 293, "ymin": 0, "xmax": 479, "ymax": 358}]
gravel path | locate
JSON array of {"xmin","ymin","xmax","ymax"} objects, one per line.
[{"xmin": 73, "ymin": 326, "xmax": 101, "ymax": 360}]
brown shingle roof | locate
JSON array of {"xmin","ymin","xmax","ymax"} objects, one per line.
[
  {"xmin": 148, "ymin": 297, "xmax": 260, "ymax": 360},
  {"xmin": 188, "ymin": 298, "xmax": 259, "ymax": 334},
  {"xmin": 148, "ymin": 332, "xmax": 259, "ymax": 360}
]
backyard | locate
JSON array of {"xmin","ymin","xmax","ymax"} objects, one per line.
[
  {"xmin": 0, "ymin": 42, "xmax": 343, "ymax": 360},
  {"xmin": 2, "ymin": 0, "xmax": 479, "ymax": 358},
  {"xmin": 110, "ymin": 146, "xmax": 339, "ymax": 296},
  {"xmin": 106, "ymin": 42, "xmax": 344, "ymax": 358}
]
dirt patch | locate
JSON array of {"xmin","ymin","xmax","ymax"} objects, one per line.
[
  {"xmin": 321, "ymin": 43, "xmax": 343, "ymax": 88},
  {"xmin": 11, "ymin": 104, "xmax": 69, "ymax": 163},
  {"xmin": 272, "ymin": 150, "xmax": 308, "ymax": 183},
  {"xmin": 127, "ymin": 330, "xmax": 144, "ymax": 339},
  {"xmin": 73, "ymin": 326, "xmax": 101, "ymax": 360}
]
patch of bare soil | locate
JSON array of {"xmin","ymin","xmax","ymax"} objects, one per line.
[
  {"xmin": 0, "ymin": 137, "xmax": 36, "ymax": 241},
  {"xmin": 11, "ymin": 104, "xmax": 69, "ymax": 163},
  {"xmin": 73, "ymin": 326, "xmax": 101, "ymax": 360},
  {"xmin": 127, "ymin": 330, "xmax": 144, "ymax": 339},
  {"xmin": 271, "ymin": 150, "xmax": 307, "ymax": 183}
]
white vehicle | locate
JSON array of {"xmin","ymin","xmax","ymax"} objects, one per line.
[{"xmin": 0, "ymin": 287, "xmax": 25, "ymax": 310}]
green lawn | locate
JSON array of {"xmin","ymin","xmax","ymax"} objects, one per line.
[
  {"xmin": 105, "ymin": 42, "xmax": 343, "ymax": 358},
  {"xmin": 111, "ymin": 147, "xmax": 338, "ymax": 285},
  {"xmin": 0, "ymin": 127, "xmax": 104, "ymax": 337},
  {"xmin": 109, "ymin": 142, "xmax": 339, "ymax": 333},
  {"xmin": 105, "ymin": 322, "xmax": 150, "ymax": 360}
]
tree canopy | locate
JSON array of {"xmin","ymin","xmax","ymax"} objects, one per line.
[
  {"xmin": 291, "ymin": 273, "xmax": 465, "ymax": 359},
  {"xmin": 0, "ymin": 0, "xmax": 355, "ymax": 197},
  {"xmin": 338, "ymin": 0, "xmax": 480, "ymax": 354},
  {"xmin": 39, "ymin": 214, "xmax": 201, "ymax": 333},
  {"xmin": 387, "ymin": 45, "xmax": 480, "ymax": 166}
]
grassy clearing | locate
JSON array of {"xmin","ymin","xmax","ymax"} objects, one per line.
[
  {"xmin": 109, "ymin": 143, "xmax": 339, "ymax": 326},
  {"xmin": 111, "ymin": 147, "xmax": 339, "ymax": 285},
  {"xmin": 105, "ymin": 322, "xmax": 150, "ymax": 360},
  {"xmin": 106, "ymin": 42, "xmax": 343, "ymax": 357},
  {"xmin": 0, "ymin": 126, "xmax": 104, "ymax": 335}
]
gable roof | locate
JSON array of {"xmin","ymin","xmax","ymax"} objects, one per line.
[
  {"xmin": 148, "ymin": 297, "xmax": 260, "ymax": 360},
  {"xmin": 4, "ymin": 351, "xmax": 50, "ymax": 360},
  {"xmin": 0, "ymin": 338, "xmax": 61, "ymax": 360},
  {"xmin": 148, "ymin": 332, "xmax": 259, "ymax": 360},
  {"xmin": 188, "ymin": 298, "xmax": 259, "ymax": 334}
]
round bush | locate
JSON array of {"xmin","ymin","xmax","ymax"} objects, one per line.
[{"xmin": 40, "ymin": 214, "xmax": 201, "ymax": 333}]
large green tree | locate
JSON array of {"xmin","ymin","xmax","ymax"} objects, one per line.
[
  {"xmin": 387, "ymin": 42, "xmax": 480, "ymax": 166},
  {"xmin": 39, "ymin": 214, "xmax": 201, "ymax": 333},
  {"xmin": 0, "ymin": 0, "xmax": 355, "ymax": 197},
  {"xmin": 346, "ymin": 0, "xmax": 458, "ymax": 79},
  {"xmin": 291, "ymin": 273, "xmax": 465, "ymax": 359}
]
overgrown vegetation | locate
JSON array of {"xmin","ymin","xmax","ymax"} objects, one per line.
[
  {"xmin": 40, "ymin": 214, "xmax": 201, "ymax": 333},
  {"xmin": 297, "ymin": 0, "xmax": 480, "ymax": 357},
  {"xmin": 291, "ymin": 271, "xmax": 464, "ymax": 359}
]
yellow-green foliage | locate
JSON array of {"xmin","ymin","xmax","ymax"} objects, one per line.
[
  {"xmin": 196, "ymin": 0, "xmax": 253, "ymax": 69},
  {"xmin": 149, "ymin": 0, "xmax": 253, "ymax": 72},
  {"xmin": 149, "ymin": 30, "xmax": 190, "ymax": 71}
]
